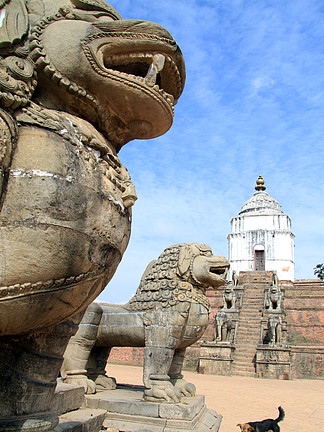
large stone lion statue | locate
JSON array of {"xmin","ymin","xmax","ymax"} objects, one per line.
[
  {"xmin": 62, "ymin": 243, "xmax": 229, "ymax": 403},
  {"xmin": 0, "ymin": 1, "xmax": 185, "ymax": 429}
]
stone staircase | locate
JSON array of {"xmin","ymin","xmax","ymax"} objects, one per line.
[{"xmin": 231, "ymin": 272, "xmax": 272, "ymax": 376}]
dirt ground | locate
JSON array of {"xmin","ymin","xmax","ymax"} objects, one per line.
[{"xmin": 107, "ymin": 363, "xmax": 324, "ymax": 432}]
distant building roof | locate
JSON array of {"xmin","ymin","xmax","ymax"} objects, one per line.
[{"xmin": 239, "ymin": 175, "xmax": 283, "ymax": 216}]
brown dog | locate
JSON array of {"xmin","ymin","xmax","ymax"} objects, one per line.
[{"xmin": 237, "ymin": 406, "xmax": 285, "ymax": 432}]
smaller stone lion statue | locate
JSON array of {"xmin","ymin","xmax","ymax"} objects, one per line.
[
  {"xmin": 62, "ymin": 243, "xmax": 229, "ymax": 402},
  {"xmin": 223, "ymin": 285, "xmax": 237, "ymax": 309},
  {"xmin": 265, "ymin": 283, "xmax": 283, "ymax": 311}
]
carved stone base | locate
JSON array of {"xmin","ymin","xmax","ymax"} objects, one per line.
[
  {"xmin": 85, "ymin": 384, "xmax": 222, "ymax": 432},
  {"xmin": 256, "ymin": 345, "xmax": 291, "ymax": 379},
  {"xmin": 199, "ymin": 343, "xmax": 235, "ymax": 375},
  {"xmin": 0, "ymin": 412, "xmax": 58, "ymax": 432}
]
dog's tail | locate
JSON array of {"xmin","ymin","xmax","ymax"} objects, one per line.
[{"xmin": 276, "ymin": 406, "xmax": 285, "ymax": 423}]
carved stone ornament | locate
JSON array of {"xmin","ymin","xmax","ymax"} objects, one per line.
[
  {"xmin": 267, "ymin": 314, "xmax": 283, "ymax": 345},
  {"xmin": 62, "ymin": 243, "xmax": 230, "ymax": 403},
  {"xmin": 0, "ymin": 1, "xmax": 185, "ymax": 430},
  {"xmin": 265, "ymin": 282, "xmax": 283, "ymax": 312},
  {"xmin": 222, "ymin": 284, "xmax": 236, "ymax": 309},
  {"xmin": 214, "ymin": 310, "xmax": 233, "ymax": 343}
]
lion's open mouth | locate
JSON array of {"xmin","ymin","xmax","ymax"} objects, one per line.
[
  {"xmin": 210, "ymin": 267, "xmax": 228, "ymax": 278},
  {"xmin": 98, "ymin": 49, "xmax": 182, "ymax": 108}
]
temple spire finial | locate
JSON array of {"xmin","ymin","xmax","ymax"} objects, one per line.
[{"xmin": 255, "ymin": 174, "xmax": 266, "ymax": 191}]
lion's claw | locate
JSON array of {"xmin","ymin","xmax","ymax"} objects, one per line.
[
  {"xmin": 173, "ymin": 378, "xmax": 196, "ymax": 396},
  {"xmin": 144, "ymin": 381, "xmax": 181, "ymax": 403},
  {"xmin": 94, "ymin": 374, "xmax": 117, "ymax": 391},
  {"xmin": 63, "ymin": 374, "xmax": 97, "ymax": 394}
]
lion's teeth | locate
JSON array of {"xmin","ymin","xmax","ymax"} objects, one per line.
[{"xmin": 145, "ymin": 54, "xmax": 165, "ymax": 87}]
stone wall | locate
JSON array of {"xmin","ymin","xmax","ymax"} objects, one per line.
[{"xmin": 290, "ymin": 346, "xmax": 324, "ymax": 379}]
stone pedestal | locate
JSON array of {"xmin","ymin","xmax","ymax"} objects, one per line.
[
  {"xmin": 85, "ymin": 384, "xmax": 222, "ymax": 432},
  {"xmin": 255, "ymin": 345, "xmax": 291, "ymax": 379},
  {"xmin": 199, "ymin": 343, "xmax": 235, "ymax": 375}
]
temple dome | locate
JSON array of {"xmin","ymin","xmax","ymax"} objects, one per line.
[
  {"xmin": 239, "ymin": 175, "xmax": 283, "ymax": 215},
  {"xmin": 239, "ymin": 191, "xmax": 283, "ymax": 215}
]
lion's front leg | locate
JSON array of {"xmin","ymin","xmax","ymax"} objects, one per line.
[
  {"xmin": 169, "ymin": 348, "xmax": 196, "ymax": 397},
  {"xmin": 143, "ymin": 305, "xmax": 189, "ymax": 403}
]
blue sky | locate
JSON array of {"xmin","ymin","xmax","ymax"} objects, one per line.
[{"xmin": 98, "ymin": 0, "xmax": 324, "ymax": 303}]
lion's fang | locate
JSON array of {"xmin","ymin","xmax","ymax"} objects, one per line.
[{"xmin": 145, "ymin": 54, "xmax": 165, "ymax": 87}]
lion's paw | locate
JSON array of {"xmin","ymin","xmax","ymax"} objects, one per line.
[
  {"xmin": 173, "ymin": 378, "xmax": 196, "ymax": 397},
  {"xmin": 63, "ymin": 374, "xmax": 96, "ymax": 394},
  {"xmin": 144, "ymin": 380, "xmax": 181, "ymax": 403},
  {"xmin": 94, "ymin": 374, "xmax": 117, "ymax": 391}
]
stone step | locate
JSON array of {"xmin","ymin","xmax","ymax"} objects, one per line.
[
  {"xmin": 232, "ymin": 368, "xmax": 255, "ymax": 373},
  {"xmin": 239, "ymin": 311, "xmax": 263, "ymax": 315},
  {"xmin": 232, "ymin": 362, "xmax": 255, "ymax": 368},
  {"xmin": 236, "ymin": 332, "xmax": 260, "ymax": 338},
  {"xmin": 234, "ymin": 353, "xmax": 256, "ymax": 358},
  {"xmin": 234, "ymin": 346, "xmax": 257, "ymax": 351},
  {"xmin": 232, "ymin": 370, "xmax": 256, "ymax": 377},
  {"xmin": 53, "ymin": 382, "xmax": 85, "ymax": 416},
  {"xmin": 236, "ymin": 324, "xmax": 260, "ymax": 329},
  {"xmin": 236, "ymin": 325, "xmax": 260, "ymax": 330},
  {"xmin": 239, "ymin": 311, "xmax": 262, "ymax": 314},
  {"xmin": 242, "ymin": 296, "xmax": 264, "ymax": 299},
  {"xmin": 237, "ymin": 321, "xmax": 261, "ymax": 325},
  {"xmin": 233, "ymin": 365, "xmax": 256, "ymax": 369},
  {"xmin": 236, "ymin": 337, "xmax": 259, "ymax": 341},
  {"xmin": 55, "ymin": 408, "xmax": 106, "ymax": 432},
  {"xmin": 233, "ymin": 361, "xmax": 255, "ymax": 367}
]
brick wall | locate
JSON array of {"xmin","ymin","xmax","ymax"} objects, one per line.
[
  {"xmin": 108, "ymin": 347, "xmax": 144, "ymax": 366},
  {"xmin": 285, "ymin": 280, "xmax": 324, "ymax": 346}
]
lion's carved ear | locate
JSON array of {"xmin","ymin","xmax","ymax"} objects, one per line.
[
  {"xmin": 178, "ymin": 245, "xmax": 192, "ymax": 276},
  {"xmin": 0, "ymin": 0, "xmax": 28, "ymax": 49}
]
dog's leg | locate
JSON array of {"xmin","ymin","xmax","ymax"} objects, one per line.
[
  {"xmin": 169, "ymin": 347, "xmax": 196, "ymax": 396},
  {"xmin": 61, "ymin": 303, "xmax": 103, "ymax": 394}
]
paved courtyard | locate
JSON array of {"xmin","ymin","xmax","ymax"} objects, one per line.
[{"xmin": 107, "ymin": 363, "xmax": 324, "ymax": 432}]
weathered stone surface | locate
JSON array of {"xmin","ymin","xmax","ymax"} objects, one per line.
[
  {"xmin": 62, "ymin": 244, "xmax": 229, "ymax": 403},
  {"xmin": 0, "ymin": 0, "xmax": 185, "ymax": 429},
  {"xmin": 52, "ymin": 382, "xmax": 85, "ymax": 416},
  {"xmin": 255, "ymin": 346, "xmax": 291, "ymax": 379},
  {"xmin": 199, "ymin": 344, "xmax": 235, "ymax": 376},
  {"xmin": 55, "ymin": 408, "xmax": 106, "ymax": 432},
  {"xmin": 85, "ymin": 385, "xmax": 222, "ymax": 432}
]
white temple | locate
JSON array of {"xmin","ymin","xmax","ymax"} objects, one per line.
[{"xmin": 227, "ymin": 175, "xmax": 295, "ymax": 281}]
